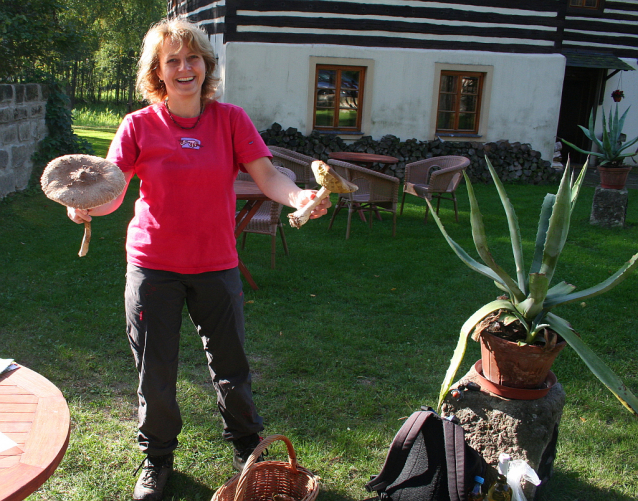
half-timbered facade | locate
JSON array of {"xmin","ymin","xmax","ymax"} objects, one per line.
[{"xmin": 168, "ymin": 0, "xmax": 638, "ymax": 163}]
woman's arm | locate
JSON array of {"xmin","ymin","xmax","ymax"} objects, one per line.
[
  {"xmin": 244, "ymin": 157, "xmax": 331, "ymax": 218},
  {"xmin": 67, "ymin": 170, "xmax": 135, "ymax": 224}
]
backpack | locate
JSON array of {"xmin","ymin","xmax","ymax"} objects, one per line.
[{"xmin": 365, "ymin": 407, "xmax": 494, "ymax": 501}]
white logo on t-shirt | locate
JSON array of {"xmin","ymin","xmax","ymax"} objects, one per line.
[{"xmin": 180, "ymin": 138, "xmax": 201, "ymax": 149}]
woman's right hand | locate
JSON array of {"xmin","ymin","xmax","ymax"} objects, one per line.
[{"xmin": 67, "ymin": 207, "xmax": 92, "ymax": 224}]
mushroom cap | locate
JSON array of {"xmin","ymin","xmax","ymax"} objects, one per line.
[
  {"xmin": 41, "ymin": 154, "xmax": 126, "ymax": 209},
  {"xmin": 311, "ymin": 160, "xmax": 358, "ymax": 193}
]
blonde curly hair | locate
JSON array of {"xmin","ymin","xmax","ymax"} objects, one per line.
[{"xmin": 137, "ymin": 17, "xmax": 219, "ymax": 104}]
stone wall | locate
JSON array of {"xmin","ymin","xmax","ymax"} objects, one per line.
[{"xmin": 0, "ymin": 84, "xmax": 48, "ymax": 199}]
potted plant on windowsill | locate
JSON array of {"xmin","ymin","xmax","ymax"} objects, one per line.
[
  {"xmin": 561, "ymin": 104, "xmax": 638, "ymax": 190},
  {"xmin": 427, "ymin": 157, "xmax": 638, "ymax": 415}
]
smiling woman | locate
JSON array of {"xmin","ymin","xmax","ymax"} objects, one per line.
[{"xmin": 59, "ymin": 16, "xmax": 331, "ymax": 501}]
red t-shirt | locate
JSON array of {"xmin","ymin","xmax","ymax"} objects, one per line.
[{"xmin": 107, "ymin": 101, "xmax": 271, "ymax": 273}]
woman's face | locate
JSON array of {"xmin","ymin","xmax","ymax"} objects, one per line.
[{"xmin": 156, "ymin": 38, "xmax": 206, "ymax": 103}]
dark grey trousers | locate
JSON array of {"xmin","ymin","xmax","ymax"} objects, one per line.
[{"xmin": 125, "ymin": 264, "xmax": 264, "ymax": 456}]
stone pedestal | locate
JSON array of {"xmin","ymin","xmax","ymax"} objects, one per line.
[
  {"xmin": 440, "ymin": 364, "xmax": 566, "ymax": 500},
  {"xmin": 590, "ymin": 186, "xmax": 628, "ymax": 228}
]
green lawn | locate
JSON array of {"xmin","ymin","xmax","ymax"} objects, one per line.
[{"xmin": 1, "ymin": 129, "xmax": 637, "ymax": 500}]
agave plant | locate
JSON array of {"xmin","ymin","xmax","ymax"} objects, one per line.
[
  {"xmin": 427, "ymin": 157, "xmax": 638, "ymax": 415},
  {"xmin": 561, "ymin": 104, "xmax": 638, "ymax": 167}
]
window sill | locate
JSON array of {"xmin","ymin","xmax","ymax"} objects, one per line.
[
  {"xmin": 435, "ymin": 133, "xmax": 482, "ymax": 139},
  {"xmin": 313, "ymin": 130, "xmax": 364, "ymax": 136}
]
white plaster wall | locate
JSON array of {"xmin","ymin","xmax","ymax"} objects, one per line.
[{"xmin": 220, "ymin": 43, "xmax": 566, "ymax": 161}]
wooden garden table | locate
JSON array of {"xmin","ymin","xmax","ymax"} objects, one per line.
[
  {"xmin": 234, "ymin": 179, "xmax": 271, "ymax": 291},
  {"xmin": 0, "ymin": 365, "xmax": 70, "ymax": 501}
]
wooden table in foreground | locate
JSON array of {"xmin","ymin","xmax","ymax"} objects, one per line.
[
  {"xmin": 234, "ymin": 179, "xmax": 271, "ymax": 291},
  {"xmin": 328, "ymin": 152, "xmax": 399, "ymax": 173},
  {"xmin": 0, "ymin": 365, "xmax": 70, "ymax": 501}
]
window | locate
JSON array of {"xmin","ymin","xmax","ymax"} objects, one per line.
[
  {"xmin": 436, "ymin": 71, "xmax": 484, "ymax": 134},
  {"xmin": 569, "ymin": 0, "xmax": 600, "ymax": 8},
  {"xmin": 313, "ymin": 65, "xmax": 365, "ymax": 131}
]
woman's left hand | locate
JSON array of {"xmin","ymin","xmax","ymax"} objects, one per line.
[{"xmin": 297, "ymin": 190, "xmax": 331, "ymax": 219}]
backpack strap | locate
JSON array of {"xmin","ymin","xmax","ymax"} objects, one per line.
[
  {"xmin": 443, "ymin": 418, "xmax": 466, "ymax": 501},
  {"xmin": 365, "ymin": 410, "xmax": 435, "ymax": 492}
]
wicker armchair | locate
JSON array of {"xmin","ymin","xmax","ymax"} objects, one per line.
[
  {"xmin": 400, "ymin": 156, "xmax": 470, "ymax": 223},
  {"xmin": 268, "ymin": 146, "xmax": 317, "ymax": 188},
  {"xmin": 327, "ymin": 159, "xmax": 400, "ymax": 239},
  {"xmin": 237, "ymin": 166, "xmax": 297, "ymax": 268}
]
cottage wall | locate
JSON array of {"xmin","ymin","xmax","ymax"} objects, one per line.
[
  {"xmin": 223, "ymin": 44, "xmax": 566, "ymax": 161},
  {"xmin": 0, "ymin": 84, "xmax": 48, "ymax": 199}
]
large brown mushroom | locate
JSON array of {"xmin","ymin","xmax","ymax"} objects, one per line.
[
  {"xmin": 288, "ymin": 160, "xmax": 357, "ymax": 229},
  {"xmin": 41, "ymin": 154, "xmax": 126, "ymax": 257}
]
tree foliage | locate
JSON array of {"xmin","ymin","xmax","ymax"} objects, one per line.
[{"xmin": 1, "ymin": 0, "xmax": 166, "ymax": 107}]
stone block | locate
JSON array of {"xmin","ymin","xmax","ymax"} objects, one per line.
[
  {"xmin": 590, "ymin": 186, "xmax": 628, "ymax": 228},
  {"xmin": 0, "ymin": 108, "xmax": 12, "ymax": 124},
  {"xmin": 11, "ymin": 144, "xmax": 29, "ymax": 169},
  {"xmin": 26, "ymin": 84, "xmax": 40, "ymax": 101},
  {"xmin": 0, "ymin": 170, "xmax": 16, "ymax": 199},
  {"xmin": 441, "ymin": 364, "xmax": 565, "ymax": 500},
  {"xmin": 1, "ymin": 124, "xmax": 18, "ymax": 144},
  {"xmin": 0, "ymin": 85, "xmax": 13, "ymax": 103},
  {"xmin": 18, "ymin": 122, "xmax": 32, "ymax": 142},
  {"xmin": 30, "ymin": 104, "xmax": 44, "ymax": 117},
  {"xmin": 0, "ymin": 149, "xmax": 9, "ymax": 170},
  {"xmin": 14, "ymin": 84, "xmax": 25, "ymax": 104}
]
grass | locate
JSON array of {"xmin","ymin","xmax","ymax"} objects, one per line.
[{"xmin": 2, "ymin": 128, "xmax": 638, "ymax": 500}]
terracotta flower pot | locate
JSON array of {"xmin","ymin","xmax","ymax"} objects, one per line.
[
  {"xmin": 479, "ymin": 331, "xmax": 566, "ymax": 389},
  {"xmin": 598, "ymin": 165, "xmax": 632, "ymax": 190}
]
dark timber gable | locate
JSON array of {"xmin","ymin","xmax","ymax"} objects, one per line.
[{"xmin": 167, "ymin": 0, "xmax": 638, "ymax": 59}]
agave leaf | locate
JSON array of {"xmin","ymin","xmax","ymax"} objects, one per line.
[
  {"xmin": 560, "ymin": 137, "xmax": 604, "ymax": 159},
  {"xmin": 546, "ymin": 313, "xmax": 638, "ymax": 416},
  {"xmin": 544, "ymin": 252, "xmax": 638, "ymax": 308},
  {"xmin": 529, "ymin": 193, "xmax": 555, "ymax": 275},
  {"xmin": 424, "ymin": 197, "xmax": 512, "ymax": 291},
  {"xmin": 516, "ymin": 273, "xmax": 548, "ymax": 321},
  {"xmin": 465, "ymin": 173, "xmax": 525, "ymax": 302},
  {"xmin": 484, "ymin": 157, "xmax": 526, "ymax": 295},
  {"xmin": 437, "ymin": 299, "xmax": 516, "ymax": 410},
  {"xmin": 539, "ymin": 165, "xmax": 572, "ymax": 285},
  {"xmin": 601, "ymin": 109, "xmax": 614, "ymax": 158},
  {"xmin": 546, "ymin": 280, "xmax": 576, "ymax": 297},
  {"xmin": 616, "ymin": 135, "xmax": 638, "ymax": 156},
  {"xmin": 570, "ymin": 157, "xmax": 588, "ymax": 212}
]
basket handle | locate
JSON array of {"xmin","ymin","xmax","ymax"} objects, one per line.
[{"xmin": 234, "ymin": 434, "xmax": 299, "ymax": 501}]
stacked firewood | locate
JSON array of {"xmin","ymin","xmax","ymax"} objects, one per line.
[{"xmin": 260, "ymin": 123, "xmax": 560, "ymax": 185}]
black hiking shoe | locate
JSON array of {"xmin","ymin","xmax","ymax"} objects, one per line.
[
  {"xmin": 232, "ymin": 434, "xmax": 266, "ymax": 471},
  {"xmin": 132, "ymin": 452, "xmax": 174, "ymax": 500}
]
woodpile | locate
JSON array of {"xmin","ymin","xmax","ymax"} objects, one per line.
[{"xmin": 260, "ymin": 123, "xmax": 560, "ymax": 185}]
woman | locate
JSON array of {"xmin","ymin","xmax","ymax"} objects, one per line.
[{"xmin": 68, "ymin": 17, "xmax": 329, "ymax": 501}]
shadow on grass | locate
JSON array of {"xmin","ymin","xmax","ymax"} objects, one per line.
[
  {"xmin": 163, "ymin": 471, "xmax": 214, "ymax": 501},
  {"xmin": 539, "ymin": 469, "xmax": 637, "ymax": 501}
]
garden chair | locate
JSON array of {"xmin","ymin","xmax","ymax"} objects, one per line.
[
  {"xmin": 326, "ymin": 159, "xmax": 400, "ymax": 239},
  {"xmin": 400, "ymin": 156, "xmax": 470, "ymax": 223},
  {"xmin": 237, "ymin": 166, "xmax": 297, "ymax": 268},
  {"xmin": 268, "ymin": 146, "xmax": 317, "ymax": 188}
]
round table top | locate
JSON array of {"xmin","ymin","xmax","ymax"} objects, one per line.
[
  {"xmin": 328, "ymin": 152, "xmax": 399, "ymax": 164},
  {"xmin": 0, "ymin": 365, "xmax": 70, "ymax": 501}
]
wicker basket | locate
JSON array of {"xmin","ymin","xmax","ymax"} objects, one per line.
[{"xmin": 212, "ymin": 434, "xmax": 319, "ymax": 501}]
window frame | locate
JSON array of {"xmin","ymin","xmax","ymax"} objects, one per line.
[
  {"xmin": 436, "ymin": 71, "xmax": 484, "ymax": 135},
  {"xmin": 568, "ymin": 0, "xmax": 601, "ymax": 9},
  {"xmin": 567, "ymin": 0, "xmax": 605, "ymax": 14},
  {"xmin": 312, "ymin": 64, "xmax": 366, "ymax": 132},
  {"xmin": 430, "ymin": 63, "xmax": 492, "ymax": 139}
]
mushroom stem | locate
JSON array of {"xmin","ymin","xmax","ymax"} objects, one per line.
[
  {"xmin": 288, "ymin": 186, "xmax": 331, "ymax": 229},
  {"xmin": 79, "ymin": 221, "xmax": 92, "ymax": 257}
]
